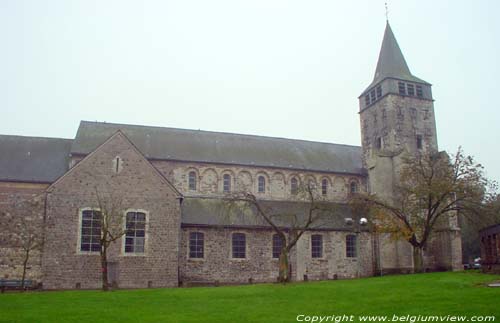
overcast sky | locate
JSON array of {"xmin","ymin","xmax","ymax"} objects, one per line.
[{"xmin": 1, "ymin": 0, "xmax": 499, "ymax": 183}]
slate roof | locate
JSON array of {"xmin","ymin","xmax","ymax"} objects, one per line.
[
  {"xmin": 181, "ymin": 197, "xmax": 364, "ymax": 230},
  {"xmin": 71, "ymin": 121, "xmax": 364, "ymax": 175},
  {"xmin": 361, "ymin": 22, "xmax": 429, "ymax": 96},
  {"xmin": 0, "ymin": 135, "xmax": 72, "ymax": 183}
]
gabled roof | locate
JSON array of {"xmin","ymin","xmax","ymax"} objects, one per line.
[
  {"xmin": 0, "ymin": 135, "xmax": 72, "ymax": 183},
  {"xmin": 71, "ymin": 121, "xmax": 364, "ymax": 175},
  {"xmin": 181, "ymin": 197, "xmax": 362, "ymax": 230},
  {"xmin": 361, "ymin": 22, "xmax": 429, "ymax": 96}
]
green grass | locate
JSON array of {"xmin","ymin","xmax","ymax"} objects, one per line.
[{"xmin": 1, "ymin": 272, "xmax": 499, "ymax": 323}]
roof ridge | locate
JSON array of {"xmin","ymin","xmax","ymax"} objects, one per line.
[
  {"xmin": 79, "ymin": 120, "xmax": 361, "ymax": 149},
  {"xmin": 0, "ymin": 134, "xmax": 73, "ymax": 141}
]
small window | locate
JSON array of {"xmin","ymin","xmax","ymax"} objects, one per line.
[
  {"xmin": 346, "ymin": 235, "xmax": 357, "ymax": 258},
  {"xmin": 188, "ymin": 171, "xmax": 197, "ymax": 191},
  {"xmin": 321, "ymin": 179, "xmax": 328, "ymax": 196},
  {"xmin": 189, "ymin": 232, "xmax": 204, "ymax": 258},
  {"xmin": 416, "ymin": 85, "xmax": 423, "ymax": 97},
  {"xmin": 272, "ymin": 234, "xmax": 285, "ymax": 259},
  {"xmin": 365, "ymin": 95, "xmax": 371, "ymax": 106},
  {"xmin": 416, "ymin": 135, "xmax": 423, "ymax": 150},
  {"xmin": 223, "ymin": 174, "xmax": 231, "ymax": 193},
  {"xmin": 232, "ymin": 233, "xmax": 246, "ymax": 258},
  {"xmin": 398, "ymin": 82, "xmax": 406, "ymax": 95},
  {"xmin": 350, "ymin": 181, "xmax": 358, "ymax": 194},
  {"xmin": 370, "ymin": 89, "xmax": 376, "ymax": 102},
  {"xmin": 376, "ymin": 85, "xmax": 382, "ymax": 99},
  {"xmin": 407, "ymin": 84, "xmax": 415, "ymax": 96},
  {"xmin": 311, "ymin": 234, "xmax": 323, "ymax": 258},
  {"xmin": 125, "ymin": 211, "xmax": 146, "ymax": 254},
  {"xmin": 375, "ymin": 137, "xmax": 382, "ymax": 149},
  {"xmin": 258, "ymin": 176, "xmax": 266, "ymax": 193},
  {"xmin": 80, "ymin": 209, "xmax": 101, "ymax": 252},
  {"xmin": 291, "ymin": 177, "xmax": 298, "ymax": 195}
]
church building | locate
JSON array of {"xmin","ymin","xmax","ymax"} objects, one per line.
[{"xmin": 0, "ymin": 22, "xmax": 462, "ymax": 289}]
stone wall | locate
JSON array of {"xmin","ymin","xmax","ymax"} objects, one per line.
[
  {"xmin": 42, "ymin": 133, "xmax": 181, "ymax": 289},
  {"xmin": 0, "ymin": 182, "xmax": 47, "ymax": 283}
]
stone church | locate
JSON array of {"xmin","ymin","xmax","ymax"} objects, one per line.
[{"xmin": 0, "ymin": 22, "xmax": 462, "ymax": 289}]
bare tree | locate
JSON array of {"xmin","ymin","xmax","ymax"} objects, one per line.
[
  {"xmin": 0, "ymin": 196, "xmax": 44, "ymax": 289},
  {"xmin": 92, "ymin": 186, "xmax": 128, "ymax": 291},
  {"xmin": 226, "ymin": 183, "xmax": 337, "ymax": 283},
  {"xmin": 351, "ymin": 148, "xmax": 496, "ymax": 273}
]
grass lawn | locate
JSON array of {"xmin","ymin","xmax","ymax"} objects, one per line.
[{"xmin": 0, "ymin": 272, "xmax": 499, "ymax": 323}]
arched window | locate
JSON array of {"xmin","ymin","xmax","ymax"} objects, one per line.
[
  {"xmin": 125, "ymin": 211, "xmax": 146, "ymax": 254},
  {"xmin": 272, "ymin": 234, "xmax": 285, "ymax": 258},
  {"xmin": 291, "ymin": 177, "xmax": 298, "ymax": 195},
  {"xmin": 188, "ymin": 171, "xmax": 197, "ymax": 191},
  {"xmin": 321, "ymin": 179, "xmax": 328, "ymax": 196},
  {"xmin": 346, "ymin": 235, "xmax": 357, "ymax": 258},
  {"xmin": 258, "ymin": 176, "xmax": 266, "ymax": 193},
  {"xmin": 350, "ymin": 181, "xmax": 358, "ymax": 194},
  {"xmin": 232, "ymin": 233, "xmax": 246, "ymax": 258},
  {"xmin": 223, "ymin": 174, "xmax": 231, "ymax": 193}
]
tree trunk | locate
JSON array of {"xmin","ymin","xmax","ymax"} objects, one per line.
[
  {"xmin": 278, "ymin": 248, "xmax": 290, "ymax": 283},
  {"xmin": 101, "ymin": 247, "xmax": 109, "ymax": 291},
  {"xmin": 413, "ymin": 246, "xmax": 424, "ymax": 273},
  {"xmin": 21, "ymin": 249, "xmax": 30, "ymax": 290}
]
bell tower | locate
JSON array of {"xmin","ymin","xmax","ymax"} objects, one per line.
[{"xmin": 359, "ymin": 21, "xmax": 437, "ymax": 202}]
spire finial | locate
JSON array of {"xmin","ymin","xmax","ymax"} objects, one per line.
[{"xmin": 385, "ymin": 1, "xmax": 389, "ymax": 22}]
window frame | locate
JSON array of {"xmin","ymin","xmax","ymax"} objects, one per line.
[
  {"xmin": 188, "ymin": 171, "xmax": 197, "ymax": 191},
  {"xmin": 231, "ymin": 232, "xmax": 247, "ymax": 259},
  {"xmin": 77, "ymin": 207, "xmax": 102, "ymax": 255},
  {"xmin": 223, "ymin": 174, "xmax": 232, "ymax": 193},
  {"xmin": 350, "ymin": 181, "xmax": 358, "ymax": 194},
  {"xmin": 122, "ymin": 209, "xmax": 148, "ymax": 256},
  {"xmin": 188, "ymin": 231, "xmax": 205, "ymax": 259},
  {"xmin": 272, "ymin": 234, "xmax": 285, "ymax": 259},
  {"xmin": 321, "ymin": 178, "xmax": 328, "ymax": 196},
  {"xmin": 290, "ymin": 177, "xmax": 298, "ymax": 195},
  {"xmin": 258, "ymin": 175, "xmax": 266, "ymax": 193},
  {"xmin": 311, "ymin": 234, "xmax": 323, "ymax": 258},
  {"xmin": 346, "ymin": 234, "xmax": 357, "ymax": 258}
]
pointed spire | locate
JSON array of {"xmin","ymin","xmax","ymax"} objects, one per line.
[{"xmin": 361, "ymin": 22, "xmax": 428, "ymax": 96}]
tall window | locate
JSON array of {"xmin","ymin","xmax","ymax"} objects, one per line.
[
  {"xmin": 407, "ymin": 83, "xmax": 415, "ymax": 96},
  {"xmin": 232, "ymin": 233, "xmax": 246, "ymax": 258},
  {"xmin": 350, "ymin": 181, "xmax": 358, "ymax": 194},
  {"xmin": 416, "ymin": 85, "xmax": 423, "ymax": 97},
  {"xmin": 223, "ymin": 174, "xmax": 231, "ymax": 193},
  {"xmin": 189, "ymin": 232, "xmax": 204, "ymax": 258},
  {"xmin": 188, "ymin": 171, "xmax": 197, "ymax": 191},
  {"xmin": 346, "ymin": 235, "xmax": 357, "ymax": 258},
  {"xmin": 258, "ymin": 176, "xmax": 266, "ymax": 193},
  {"xmin": 416, "ymin": 135, "xmax": 423, "ymax": 150},
  {"xmin": 321, "ymin": 179, "xmax": 328, "ymax": 196},
  {"xmin": 80, "ymin": 209, "xmax": 101, "ymax": 252},
  {"xmin": 376, "ymin": 85, "xmax": 382, "ymax": 98},
  {"xmin": 272, "ymin": 234, "xmax": 285, "ymax": 259},
  {"xmin": 311, "ymin": 234, "xmax": 323, "ymax": 258},
  {"xmin": 291, "ymin": 177, "xmax": 298, "ymax": 195},
  {"xmin": 398, "ymin": 82, "xmax": 406, "ymax": 95},
  {"xmin": 125, "ymin": 211, "xmax": 146, "ymax": 253}
]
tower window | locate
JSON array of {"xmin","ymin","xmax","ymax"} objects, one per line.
[
  {"xmin": 375, "ymin": 137, "xmax": 382, "ymax": 149},
  {"xmin": 223, "ymin": 174, "xmax": 231, "ymax": 193},
  {"xmin": 365, "ymin": 95, "xmax": 371, "ymax": 106},
  {"xmin": 376, "ymin": 85, "xmax": 382, "ymax": 99},
  {"xmin": 416, "ymin": 85, "xmax": 423, "ymax": 97},
  {"xmin": 407, "ymin": 84, "xmax": 415, "ymax": 96},
  {"xmin": 416, "ymin": 135, "xmax": 423, "ymax": 150},
  {"xmin": 398, "ymin": 82, "xmax": 406, "ymax": 95},
  {"xmin": 370, "ymin": 89, "xmax": 376, "ymax": 102},
  {"xmin": 188, "ymin": 171, "xmax": 197, "ymax": 191}
]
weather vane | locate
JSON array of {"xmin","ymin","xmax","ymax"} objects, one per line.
[{"xmin": 385, "ymin": 1, "xmax": 389, "ymax": 21}]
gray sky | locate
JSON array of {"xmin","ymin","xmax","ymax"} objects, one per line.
[{"xmin": 1, "ymin": 0, "xmax": 499, "ymax": 183}]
